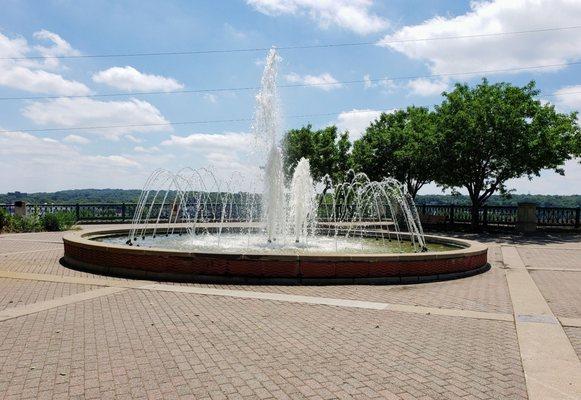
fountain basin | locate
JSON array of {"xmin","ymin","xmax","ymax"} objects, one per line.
[{"xmin": 63, "ymin": 226, "xmax": 489, "ymax": 284}]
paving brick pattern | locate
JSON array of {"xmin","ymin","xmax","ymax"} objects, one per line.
[
  {"xmin": 178, "ymin": 265, "xmax": 512, "ymax": 314},
  {"xmin": 1, "ymin": 229, "xmax": 581, "ymax": 399},
  {"xmin": 0, "ymin": 249, "xmax": 130, "ymax": 282},
  {"xmin": 486, "ymin": 245, "xmax": 503, "ymax": 264},
  {"xmin": 0, "ymin": 278, "xmax": 101, "ymax": 312},
  {"xmin": 530, "ymin": 270, "xmax": 581, "ymax": 318},
  {"xmin": 0, "ymin": 231, "xmax": 66, "ymax": 242},
  {"xmin": 0, "ymin": 289, "xmax": 527, "ymax": 400},
  {"xmin": 0, "ymin": 239, "xmax": 61, "ymax": 255},
  {"xmin": 517, "ymin": 248, "xmax": 581, "ymax": 270},
  {"xmin": 565, "ymin": 327, "xmax": 581, "ymax": 361}
]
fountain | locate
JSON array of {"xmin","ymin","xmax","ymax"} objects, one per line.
[{"xmin": 63, "ymin": 48, "xmax": 488, "ymax": 284}]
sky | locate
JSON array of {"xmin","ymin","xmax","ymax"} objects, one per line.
[{"xmin": 0, "ymin": 0, "xmax": 580, "ymax": 194}]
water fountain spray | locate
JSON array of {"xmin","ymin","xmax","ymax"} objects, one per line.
[{"xmin": 125, "ymin": 47, "xmax": 427, "ymax": 253}]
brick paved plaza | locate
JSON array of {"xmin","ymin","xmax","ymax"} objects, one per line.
[{"xmin": 0, "ymin": 227, "xmax": 580, "ymax": 399}]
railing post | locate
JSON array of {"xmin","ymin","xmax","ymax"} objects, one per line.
[
  {"xmin": 483, "ymin": 205, "xmax": 488, "ymax": 228},
  {"xmin": 14, "ymin": 201, "xmax": 26, "ymax": 217},
  {"xmin": 575, "ymin": 207, "xmax": 580, "ymax": 229},
  {"xmin": 75, "ymin": 203, "xmax": 80, "ymax": 221},
  {"xmin": 122, "ymin": 203, "xmax": 126, "ymax": 222},
  {"xmin": 517, "ymin": 202, "xmax": 537, "ymax": 233},
  {"xmin": 449, "ymin": 204, "xmax": 455, "ymax": 226}
]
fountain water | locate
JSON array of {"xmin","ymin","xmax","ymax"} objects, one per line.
[
  {"xmin": 288, "ymin": 158, "xmax": 316, "ymax": 242},
  {"xmin": 120, "ymin": 47, "xmax": 427, "ymax": 253},
  {"xmin": 253, "ymin": 48, "xmax": 288, "ymax": 243}
]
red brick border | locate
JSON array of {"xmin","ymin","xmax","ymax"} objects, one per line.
[{"xmin": 63, "ymin": 228, "xmax": 488, "ymax": 283}]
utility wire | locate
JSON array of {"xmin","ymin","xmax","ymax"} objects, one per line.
[
  {"xmin": 1, "ymin": 60, "xmax": 580, "ymax": 101},
  {"xmin": 2, "ymin": 90, "xmax": 579, "ymax": 135},
  {"xmin": 2, "ymin": 25, "xmax": 581, "ymax": 61}
]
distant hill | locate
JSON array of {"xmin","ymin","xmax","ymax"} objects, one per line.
[
  {"xmin": 1, "ymin": 189, "xmax": 580, "ymax": 207},
  {"xmin": 0, "ymin": 189, "xmax": 143, "ymax": 204},
  {"xmin": 415, "ymin": 194, "xmax": 581, "ymax": 208}
]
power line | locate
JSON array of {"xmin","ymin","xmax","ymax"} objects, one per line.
[
  {"xmin": 2, "ymin": 90, "xmax": 579, "ymax": 135},
  {"xmin": 2, "ymin": 25, "xmax": 581, "ymax": 61},
  {"xmin": 1, "ymin": 60, "xmax": 581, "ymax": 102}
]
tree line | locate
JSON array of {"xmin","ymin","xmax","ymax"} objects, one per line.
[
  {"xmin": 283, "ymin": 79, "xmax": 581, "ymax": 227},
  {"xmin": 3, "ymin": 191, "xmax": 580, "ymax": 209}
]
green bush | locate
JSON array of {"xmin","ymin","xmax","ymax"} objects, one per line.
[
  {"xmin": 0, "ymin": 210, "xmax": 76, "ymax": 233},
  {"xmin": 41, "ymin": 211, "xmax": 76, "ymax": 232},
  {"xmin": 41, "ymin": 213, "xmax": 60, "ymax": 231},
  {"xmin": 0, "ymin": 209, "xmax": 7, "ymax": 232},
  {"xmin": 7, "ymin": 214, "xmax": 42, "ymax": 233}
]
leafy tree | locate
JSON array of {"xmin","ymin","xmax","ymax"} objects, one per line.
[
  {"xmin": 435, "ymin": 79, "xmax": 580, "ymax": 228},
  {"xmin": 282, "ymin": 124, "xmax": 351, "ymax": 183},
  {"xmin": 351, "ymin": 106, "xmax": 439, "ymax": 198}
]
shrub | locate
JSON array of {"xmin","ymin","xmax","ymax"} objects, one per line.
[
  {"xmin": 41, "ymin": 213, "xmax": 60, "ymax": 231},
  {"xmin": 7, "ymin": 214, "xmax": 42, "ymax": 233},
  {"xmin": 0, "ymin": 209, "xmax": 7, "ymax": 232},
  {"xmin": 41, "ymin": 211, "xmax": 76, "ymax": 231}
]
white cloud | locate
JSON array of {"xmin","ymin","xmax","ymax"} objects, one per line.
[
  {"xmin": 89, "ymin": 155, "xmax": 140, "ymax": 167},
  {"xmin": 419, "ymin": 159, "xmax": 581, "ymax": 196},
  {"xmin": 247, "ymin": 0, "xmax": 388, "ymax": 35},
  {"xmin": 161, "ymin": 132, "xmax": 261, "ymax": 183},
  {"xmin": 223, "ymin": 23, "xmax": 248, "ymax": 40},
  {"xmin": 379, "ymin": 0, "xmax": 581, "ymax": 76},
  {"xmin": 22, "ymin": 98, "xmax": 171, "ymax": 140},
  {"xmin": 203, "ymin": 93, "xmax": 218, "ymax": 103},
  {"xmin": 0, "ymin": 30, "xmax": 90, "ymax": 95},
  {"xmin": 0, "ymin": 129, "xmax": 257, "ymax": 192},
  {"xmin": 363, "ymin": 74, "xmax": 373, "ymax": 89},
  {"xmin": 63, "ymin": 134, "xmax": 90, "ymax": 144},
  {"xmin": 285, "ymin": 72, "xmax": 341, "ymax": 91},
  {"xmin": 92, "ymin": 66, "xmax": 184, "ymax": 92},
  {"xmin": 0, "ymin": 66, "xmax": 91, "ymax": 95},
  {"xmin": 33, "ymin": 29, "xmax": 80, "ymax": 69},
  {"xmin": 134, "ymin": 145, "xmax": 160, "ymax": 153},
  {"xmin": 553, "ymin": 85, "xmax": 581, "ymax": 112},
  {"xmin": 406, "ymin": 78, "xmax": 448, "ymax": 97},
  {"xmin": 506, "ymin": 159, "xmax": 581, "ymax": 195},
  {"xmin": 363, "ymin": 74, "xmax": 399, "ymax": 93},
  {"xmin": 335, "ymin": 109, "xmax": 393, "ymax": 141},
  {"xmin": 124, "ymin": 134, "xmax": 142, "ymax": 143},
  {"xmin": 162, "ymin": 132, "xmax": 250, "ymax": 150},
  {"xmin": 0, "ymin": 129, "xmax": 145, "ymax": 192}
]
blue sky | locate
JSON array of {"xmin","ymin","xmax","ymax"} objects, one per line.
[{"xmin": 0, "ymin": 0, "xmax": 580, "ymax": 194}]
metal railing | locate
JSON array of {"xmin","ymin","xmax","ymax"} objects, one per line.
[
  {"xmin": 417, "ymin": 204, "xmax": 579, "ymax": 229},
  {"xmin": 1, "ymin": 202, "xmax": 580, "ymax": 229}
]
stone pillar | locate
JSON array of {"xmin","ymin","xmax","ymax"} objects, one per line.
[
  {"xmin": 14, "ymin": 201, "xmax": 27, "ymax": 217},
  {"xmin": 516, "ymin": 202, "xmax": 536, "ymax": 233}
]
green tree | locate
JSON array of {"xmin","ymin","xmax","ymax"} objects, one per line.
[
  {"xmin": 435, "ymin": 79, "xmax": 580, "ymax": 228},
  {"xmin": 282, "ymin": 124, "xmax": 351, "ymax": 183},
  {"xmin": 351, "ymin": 106, "xmax": 439, "ymax": 198}
]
